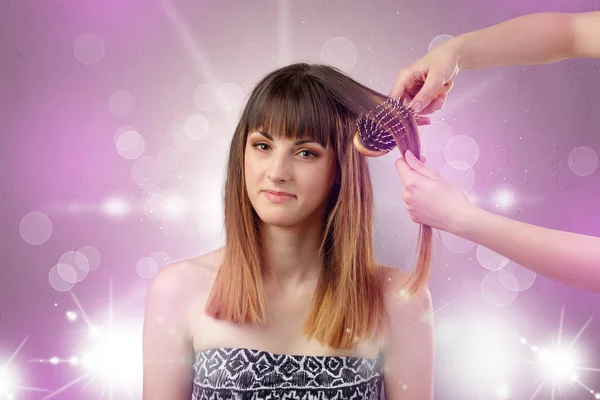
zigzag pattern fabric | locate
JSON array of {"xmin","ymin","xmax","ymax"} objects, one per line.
[{"xmin": 192, "ymin": 347, "xmax": 384, "ymax": 399}]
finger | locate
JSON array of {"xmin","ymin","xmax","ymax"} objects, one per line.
[
  {"xmin": 403, "ymin": 77, "xmax": 425, "ymax": 100},
  {"xmin": 438, "ymin": 79, "xmax": 454, "ymax": 95},
  {"xmin": 394, "ymin": 157, "xmax": 414, "ymax": 183},
  {"xmin": 395, "ymin": 72, "xmax": 427, "ymax": 100},
  {"xmin": 399, "ymin": 90, "xmax": 413, "ymax": 105},
  {"xmin": 408, "ymin": 75, "xmax": 446, "ymax": 113},
  {"xmin": 404, "ymin": 150, "xmax": 438, "ymax": 179},
  {"xmin": 415, "ymin": 116, "xmax": 431, "ymax": 126},
  {"xmin": 418, "ymin": 94, "xmax": 445, "ymax": 116},
  {"xmin": 389, "ymin": 69, "xmax": 410, "ymax": 99}
]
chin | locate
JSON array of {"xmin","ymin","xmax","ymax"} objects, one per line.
[{"xmin": 256, "ymin": 213, "xmax": 299, "ymax": 228}]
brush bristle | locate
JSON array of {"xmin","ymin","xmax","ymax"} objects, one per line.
[{"xmin": 356, "ymin": 98, "xmax": 414, "ymax": 153}]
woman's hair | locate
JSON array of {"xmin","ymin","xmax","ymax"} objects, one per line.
[{"xmin": 205, "ymin": 63, "xmax": 432, "ymax": 349}]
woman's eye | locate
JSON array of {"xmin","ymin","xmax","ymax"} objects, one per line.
[
  {"xmin": 253, "ymin": 143, "xmax": 270, "ymax": 151},
  {"xmin": 253, "ymin": 143, "xmax": 316, "ymax": 158},
  {"xmin": 299, "ymin": 150, "xmax": 317, "ymax": 158}
]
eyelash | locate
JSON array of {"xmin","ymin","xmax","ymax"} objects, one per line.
[{"xmin": 253, "ymin": 142, "xmax": 318, "ymax": 158}]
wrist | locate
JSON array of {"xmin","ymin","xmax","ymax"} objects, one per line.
[
  {"xmin": 449, "ymin": 204, "xmax": 484, "ymax": 239},
  {"xmin": 450, "ymin": 32, "xmax": 474, "ymax": 70}
]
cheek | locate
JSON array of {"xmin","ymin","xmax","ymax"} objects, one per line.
[
  {"xmin": 243, "ymin": 154, "xmax": 253, "ymax": 190},
  {"xmin": 306, "ymin": 172, "xmax": 334, "ymax": 197},
  {"xmin": 243, "ymin": 155, "xmax": 262, "ymax": 198},
  {"xmin": 243, "ymin": 151, "xmax": 254, "ymax": 178}
]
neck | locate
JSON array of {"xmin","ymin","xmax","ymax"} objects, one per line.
[{"xmin": 259, "ymin": 219, "xmax": 325, "ymax": 293}]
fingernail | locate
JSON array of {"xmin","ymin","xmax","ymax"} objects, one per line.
[{"xmin": 410, "ymin": 102, "xmax": 422, "ymax": 112}]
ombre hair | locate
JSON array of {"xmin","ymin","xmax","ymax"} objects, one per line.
[{"xmin": 204, "ymin": 63, "xmax": 432, "ymax": 349}]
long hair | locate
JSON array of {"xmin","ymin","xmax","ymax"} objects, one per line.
[{"xmin": 204, "ymin": 63, "xmax": 432, "ymax": 349}]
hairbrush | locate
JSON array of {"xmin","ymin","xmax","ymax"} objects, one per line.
[{"xmin": 353, "ymin": 81, "xmax": 453, "ymax": 157}]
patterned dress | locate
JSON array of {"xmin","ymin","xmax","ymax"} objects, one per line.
[{"xmin": 192, "ymin": 347, "xmax": 385, "ymax": 399}]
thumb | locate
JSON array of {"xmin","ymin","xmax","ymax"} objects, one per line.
[
  {"xmin": 389, "ymin": 69, "xmax": 410, "ymax": 99},
  {"xmin": 394, "ymin": 157, "xmax": 412, "ymax": 183},
  {"xmin": 405, "ymin": 150, "xmax": 438, "ymax": 180},
  {"xmin": 409, "ymin": 73, "xmax": 445, "ymax": 112}
]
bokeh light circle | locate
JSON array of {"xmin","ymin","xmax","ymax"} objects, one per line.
[
  {"xmin": 78, "ymin": 245, "xmax": 101, "ymax": 272},
  {"xmin": 131, "ymin": 156, "xmax": 163, "ymax": 188},
  {"xmin": 136, "ymin": 257, "xmax": 159, "ymax": 279},
  {"xmin": 476, "ymin": 245, "xmax": 509, "ymax": 271},
  {"xmin": 114, "ymin": 125, "xmax": 137, "ymax": 144},
  {"xmin": 440, "ymin": 164, "xmax": 475, "ymax": 192},
  {"xmin": 58, "ymin": 251, "xmax": 90, "ymax": 283},
  {"xmin": 568, "ymin": 146, "xmax": 598, "ymax": 177},
  {"xmin": 57, "ymin": 263, "xmax": 78, "ymax": 285},
  {"xmin": 19, "ymin": 212, "xmax": 53, "ymax": 245},
  {"xmin": 499, "ymin": 261, "xmax": 537, "ymax": 292},
  {"xmin": 481, "ymin": 270, "xmax": 518, "ymax": 306},
  {"xmin": 428, "ymin": 34, "xmax": 454, "ymax": 52},
  {"xmin": 49, "ymin": 264, "xmax": 76, "ymax": 292},
  {"xmin": 184, "ymin": 115, "xmax": 209, "ymax": 140},
  {"xmin": 440, "ymin": 230, "xmax": 475, "ymax": 254},
  {"xmin": 149, "ymin": 251, "xmax": 171, "ymax": 268},
  {"xmin": 116, "ymin": 130, "xmax": 145, "ymax": 160},
  {"xmin": 74, "ymin": 33, "xmax": 105, "ymax": 65},
  {"xmin": 194, "ymin": 84, "xmax": 218, "ymax": 111},
  {"xmin": 320, "ymin": 37, "xmax": 357, "ymax": 73},
  {"xmin": 445, "ymin": 135, "xmax": 480, "ymax": 170},
  {"xmin": 108, "ymin": 91, "xmax": 134, "ymax": 117},
  {"xmin": 216, "ymin": 83, "xmax": 245, "ymax": 112},
  {"xmin": 420, "ymin": 121, "xmax": 454, "ymax": 153}
]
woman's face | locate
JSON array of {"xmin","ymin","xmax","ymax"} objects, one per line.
[{"xmin": 244, "ymin": 129, "xmax": 336, "ymax": 228}]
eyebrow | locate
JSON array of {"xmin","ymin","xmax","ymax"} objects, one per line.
[{"xmin": 256, "ymin": 131, "xmax": 317, "ymax": 146}]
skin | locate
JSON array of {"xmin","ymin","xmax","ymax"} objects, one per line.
[
  {"xmin": 389, "ymin": 11, "xmax": 600, "ymax": 293},
  {"xmin": 243, "ymin": 130, "xmax": 336, "ymax": 289},
  {"xmin": 391, "ymin": 12, "xmax": 600, "ymax": 111},
  {"xmin": 245, "ymin": 130, "xmax": 435, "ymax": 398},
  {"xmin": 395, "ymin": 152, "xmax": 600, "ymax": 293},
  {"xmin": 143, "ymin": 130, "xmax": 435, "ymax": 399}
]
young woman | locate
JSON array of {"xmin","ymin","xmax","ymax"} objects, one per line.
[
  {"xmin": 391, "ymin": 11, "xmax": 600, "ymax": 293},
  {"xmin": 142, "ymin": 63, "xmax": 435, "ymax": 399}
]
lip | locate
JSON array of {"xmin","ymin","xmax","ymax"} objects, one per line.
[
  {"xmin": 263, "ymin": 190, "xmax": 295, "ymax": 196},
  {"xmin": 262, "ymin": 190, "xmax": 296, "ymax": 203}
]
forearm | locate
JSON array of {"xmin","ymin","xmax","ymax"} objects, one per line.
[
  {"xmin": 452, "ymin": 12, "xmax": 599, "ymax": 70},
  {"xmin": 453, "ymin": 206, "xmax": 600, "ymax": 292}
]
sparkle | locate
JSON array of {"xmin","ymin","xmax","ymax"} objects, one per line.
[
  {"xmin": 66, "ymin": 310, "xmax": 78, "ymax": 322},
  {"xmin": 0, "ymin": 337, "xmax": 51, "ymax": 397},
  {"xmin": 39, "ymin": 281, "xmax": 143, "ymax": 400},
  {"xmin": 517, "ymin": 307, "xmax": 600, "ymax": 399}
]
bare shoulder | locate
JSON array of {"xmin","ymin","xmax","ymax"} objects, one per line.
[
  {"xmin": 377, "ymin": 263, "xmax": 432, "ymax": 309},
  {"xmin": 142, "ymin": 251, "xmax": 224, "ymax": 398},
  {"xmin": 146, "ymin": 247, "xmax": 224, "ymax": 307},
  {"xmin": 377, "ymin": 264, "xmax": 435, "ymax": 399}
]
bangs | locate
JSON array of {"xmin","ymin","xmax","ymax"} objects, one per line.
[{"xmin": 245, "ymin": 75, "xmax": 347, "ymax": 148}]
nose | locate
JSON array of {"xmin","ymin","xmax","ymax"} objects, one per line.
[{"xmin": 267, "ymin": 149, "xmax": 292, "ymax": 183}]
